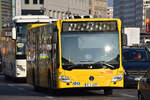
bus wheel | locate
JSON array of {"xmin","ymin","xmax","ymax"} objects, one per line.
[
  {"xmin": 138, "ymin": 91, "xmax": 144, "ymax": 100},
  {"xmin": 33, "ymin": 85, "xmax": 40, "ymax": 91},
  {"xmin": 5, "ymin": 75, "xmax": 10, "ymax": 80},
  {"xmin": 48, "ymin": 89, "xmax": 60, "ymax": 96},
  {"xmin": 104, "ymin": 88, "xmax": 113, "ymax": 95}
]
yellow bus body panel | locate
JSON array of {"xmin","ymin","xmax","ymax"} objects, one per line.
[
  {"xmin": 57, "ymin": 67, "xmax": 124, "ymax": 88},
  {"xmin": 40, "ymin": 66, "xmax": 49, "ymax": 88}
]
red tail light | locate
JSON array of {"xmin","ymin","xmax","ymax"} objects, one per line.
[{"xmin": 146, "ymin": 18, "xmax": 149, "ymax": 33}]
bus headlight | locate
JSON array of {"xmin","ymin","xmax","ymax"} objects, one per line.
[
  {"xmin": 112, "ymin": 75, "xmax": 123, "ymax": 82},
  {"xmin": 59, "ymin": 76, "xmax": 72, "ymax": 83}
]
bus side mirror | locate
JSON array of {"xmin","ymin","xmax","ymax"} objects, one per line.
[
  {"xmin": 122, "ymin": 33, "xmax": 127, "ymax": 46},
  {"xmin": 121, "ymin": 27, "xmax": 127, "ymax": 46},
  {"xmin": 12, "ymin": 26, "xmax": 16, "ymax": 40}
]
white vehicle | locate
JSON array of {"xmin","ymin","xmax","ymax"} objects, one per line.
[
  {"xmin": 3, "ymin": 15, "xmax": 54, "ymax": 79},
  {"xmin": 124, "ymin": 27, "xmax": 140, "ymax": 46}
]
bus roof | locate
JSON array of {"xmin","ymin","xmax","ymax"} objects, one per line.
[
  {"xmin": 12, "ymin": 15, "xmax": 58, "ymax": 23},
  {"xmin": 61, "ymin": 18, "xmax": 121, "ymax": 22}
]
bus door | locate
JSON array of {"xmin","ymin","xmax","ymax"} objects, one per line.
[
  {"xmin": 34, "ymin": 27, "xmax": 40, "ymax": 86},
  {"xmin": 51, "ymin": 26, "xmax": 58, "ymax": 89},
  {"xmin": 27, "ymin": 29, "xmax": 37, "ymax": 85},
  {"xmin": 38, "ymin": 26, "xmax": 50, "ymax": 88}
]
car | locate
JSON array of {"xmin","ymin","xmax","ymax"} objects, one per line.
[
  {"xmin": 122, "ymin": 47, "xmax": 150, "ymax": 88},
  {"xmin": 145, "ymin": 41, "xmax": 150, "ymax": 51},
  {"xmin": 138, "ymin": 67, "xmax": 150, "ymax": 100}
]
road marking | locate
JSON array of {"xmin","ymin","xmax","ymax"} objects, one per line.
[
  {"xmin": 120, "ymin": 93, "xmax": 136, "ymax": 98},
  {"xmin": 7, "ymin": 84, "xmax": 15, "ymax": 87},
  {"xmin": 17, "ymin": 87, "xmax": 25, "ymax": 91},
  {"xmin": 29, "ymin": 91, "xmax": 39, "ymax": 94},
  {"xmin": 45, "ymin": 96, "xmax": 56, "ymax": 99}
]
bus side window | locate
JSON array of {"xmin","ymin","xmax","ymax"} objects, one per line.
[{"xmin": 46, "ymin": 25, "xmax": 52, "ymax": 63}]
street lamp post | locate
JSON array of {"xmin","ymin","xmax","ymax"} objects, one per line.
[
  {"xmin": 67, "ymin": 0, "xmax": 71, "ymax": 17},
  {"xmin": 40, "ymin": 6, "xmax": 46, "ymax": 15}
]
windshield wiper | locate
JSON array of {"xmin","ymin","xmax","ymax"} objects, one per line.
[
  {"xmin": 63, "ymin": 63, "xmax": 104, "ymax": 70},
  {"xmin": 62, "ymin": 57, "xmax": 74, "ymax": 65},
  {"xmin": 94, "ymin": 61, "xmax": 115, "ymax": 69},
  {"xmin": 63, "ymin": 64, "xmax": 80, "ymax": 70},
  {"xmin": 79, "ymin": 60, "xmax": 94, "ymax": 62}
]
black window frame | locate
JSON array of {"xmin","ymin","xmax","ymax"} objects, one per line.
[
  {"xmin": 25, "ymin": 0, "xmax": 29, "ymax": 4},
  {"xmin": 33, "ymin": 0, "xmax": 38, "ymax": 4},
  {"xmin": 40, "ymin": 0, "xmax": 44, "ymax": 4}
]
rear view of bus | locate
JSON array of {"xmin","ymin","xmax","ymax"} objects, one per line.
[
  {"xmin": 58, "ymin": 19, "xmax": 124, "ymax": 94},
  {"xmin": 2, "ymin": 15, "xmax": 51, "ymax": 79}
]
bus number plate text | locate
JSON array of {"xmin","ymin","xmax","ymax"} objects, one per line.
[{"xmin": 85, "ymin": 83, "xmax": 99, "ymax": 87}]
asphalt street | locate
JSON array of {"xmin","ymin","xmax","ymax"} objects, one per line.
[{"xmin": 0, "ymin": 75, "xmax": 138, "ymax": 100}]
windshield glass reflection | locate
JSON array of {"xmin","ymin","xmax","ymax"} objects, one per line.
[{"xmin": 61, "ymin": 32, "xmax": 120, "ymax": 69}]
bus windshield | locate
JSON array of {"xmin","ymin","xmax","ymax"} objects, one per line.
[
  {"xmin": 61, "ymin": 32, "xmax": 120, "ymax": 69},
  {"xmin": 16, "ymin": 23, "xmax": 27, "ymax": 59}
]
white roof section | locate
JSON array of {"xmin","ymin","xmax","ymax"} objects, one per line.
[{"xmin": 12, "ymin": 15, "xmax": 58, "ymax": 23}]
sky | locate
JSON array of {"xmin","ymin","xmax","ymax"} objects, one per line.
[{"xmin": 108, "ymin": 0, "xmax": 113, "ymax": 7}]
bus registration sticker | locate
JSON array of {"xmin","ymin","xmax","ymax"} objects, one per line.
[{"xmin": 85, "ymin": 83, "xmax": 99, "ymax": 87}]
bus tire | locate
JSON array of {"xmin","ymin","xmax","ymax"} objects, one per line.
[
  {"xmin": 48, "ymin": 89, "xmax": 60, "ymax": 96},
  {"xmin": 138, "ymin": 91, "xmax": 144, "ymax": 100},
  {"xmin": 104, "ymin": 88, "xmax": 113, "ymax": 95},
  {"xmin": 13, "ymin": 78, "xmax": 18, "ymax": 83},
  {"xmin": 33, "ymin": 85, "xmax": 40, "ymax": 91},
  {"xmin": 32, "ymin": 68, "xmax": 35, "ymax": 85},
  {"xmin": 5, "ymin": 75, "xmax": 10, "ymax": 80}
]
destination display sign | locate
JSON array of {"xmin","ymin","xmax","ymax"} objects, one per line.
[{"xmin": 62, "ymin": 21, "xmax": 118, "ymax": 32}]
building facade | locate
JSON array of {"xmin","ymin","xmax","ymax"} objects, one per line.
[
  {"xmin": 113, "ymin": 0, "xmax": 150, "ymax": 33},
  {"xmin": 20, "ymin": 0, "xmax": 44, "ymax": 15},
  {"xmin": 0, "ymin": 1, "xmax": 2, "ymax": 34},
  {"xmin": 107, "ymin": 7, "xmax": 113, "ymax": 18},
  {"xmin": 15, "ymin": 0, "xmax": 89, "ymax": 19},
  {"xmin": 1, "ymin": 0, "xmax": 12, "ymax": 36},
  {"xmin": 114, "ymin": 0, "xmax": 137, "ymax": 27},
  {"xmin": 89, "ymin": 0, "xmax": 108, "ymax": 18}
]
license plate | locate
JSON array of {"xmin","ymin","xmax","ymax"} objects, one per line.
[{"xmin": 85, "ymin": 83, "xmax": 99, "ymax": 87}]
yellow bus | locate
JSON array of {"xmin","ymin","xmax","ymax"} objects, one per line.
[{"xmin": 26, "ymin": 18, "xmax": 124, "ymax": 95}]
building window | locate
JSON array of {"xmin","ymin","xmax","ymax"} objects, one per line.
[
  {"xmin": 25, "ymin": 0, "xmax": 29, "ymax": 4},
  {"xmin": 40, "ymin": 0, "xmax": 44, "ymax": 4},
  {"xmin": 33, "ymin": 0, "xmax": 38, "ymax": 4},
  {"xmin": 89, "ymin": 9, "xmax": 91, "ymax": 14},
  {"xmin": 146, "ymin": 1, "xmax": 150, "ymax": 4}
]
